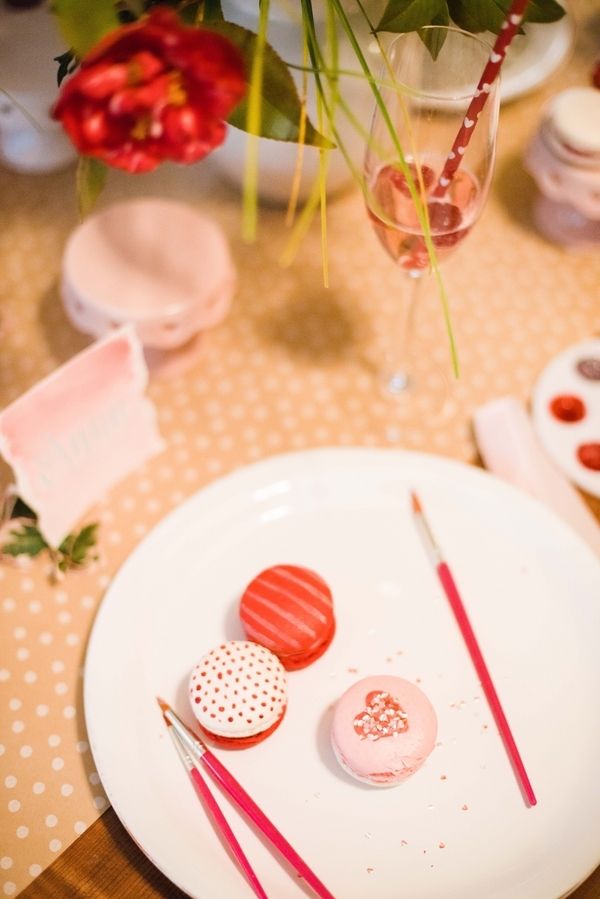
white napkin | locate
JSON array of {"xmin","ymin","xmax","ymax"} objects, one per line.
[{"xmin": 473, "ymin": 396, "xmax": 600, "ymax": 558}]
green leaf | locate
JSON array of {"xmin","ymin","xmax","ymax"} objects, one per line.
[
  {"xmin": 2, "ymin": 525, "xmax": 48, "ymax": 558},
  {"xmin": 69, "ymin": 523, "xmax": 99, "ymax": 565},
  {"xmin": 447, "ymin": 0, "xmax": 565, "ymax": 34},
  {"xmin": 522, "ymin": 0, "xmax": 565, "ymax": 24},
  {"xmin": 202, "ymin": 0, "xmax": 224, "ymax": 22},
  {"xmin": 447, "ymin": 0, "xmax": 507, "ymax": 33},
  {"xmin": 376, "ymin": 0, "xmax": 447, "ymax": 33},
  {"xmin": 418, "ymin": 1, "xmax": 450, "ymax": 59},
  {"xmin": 207, "ymin": 21, "xmax": 334, "ymax": 148},
  {"xmin": 53, "ymin": 0, "xmax": 120, "ymax": 58},
  {"xmin": 53, "ymin": 49, "xmax": 78, "ymax": 87},
  {"xmin": 76, "ymin": 157, "xmax": 108, "ymax": 219},
  {"xmin": 58, "ymin": 522, "xmax": 99, "ymax": 569},
  {"xmin": 430, "ymin": 2, "xmax": 451, "ymax": 25}
]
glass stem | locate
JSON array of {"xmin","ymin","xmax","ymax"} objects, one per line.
[{"xmin": 383, "ymin": 270, "xmax": 424, "ymax": 396}]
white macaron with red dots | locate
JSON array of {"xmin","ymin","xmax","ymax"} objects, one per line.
[{"xmin": 188, "ymin": 640, "xmax": 288, "ymax": 748}]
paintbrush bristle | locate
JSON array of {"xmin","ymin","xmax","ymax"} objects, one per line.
[
  {"xmin": 156, "ymin": 696, "xmax": 172, "ymax": 723},
  {"xmin": 410, "ymin": 490, "xmax": 422, "ymax": 514}
]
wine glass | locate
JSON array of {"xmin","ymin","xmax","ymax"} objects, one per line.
[{"xmin": 363, "ymin": 26, "xmax": 500, "ymax": 419}]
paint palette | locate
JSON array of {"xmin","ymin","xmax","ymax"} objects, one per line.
[{"xmin": 531, "ymin": 338, "xmax": 600, "ymax": 499}]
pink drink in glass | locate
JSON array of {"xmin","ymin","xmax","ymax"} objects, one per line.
[{"xmin": 367, "ymin": 161, "xmax": 480, "ymax": 271}]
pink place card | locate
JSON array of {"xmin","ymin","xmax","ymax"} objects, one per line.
[{"xmin": 0, "ymin": 327, "xmax": 165, "ymax": 546}]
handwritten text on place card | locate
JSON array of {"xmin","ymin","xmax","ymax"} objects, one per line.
[{"xmin": 0, "ymin": 327, "xmax": 165, "ymax": 546}]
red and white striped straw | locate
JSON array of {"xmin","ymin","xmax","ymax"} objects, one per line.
[{"xmin": 433, "ymin": 0, "xmax": 531, "ymax": 197}]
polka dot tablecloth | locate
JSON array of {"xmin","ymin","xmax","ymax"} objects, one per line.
[{"xmin": 1, "ymin": 3, "xmax": 600, "ymax": 894}]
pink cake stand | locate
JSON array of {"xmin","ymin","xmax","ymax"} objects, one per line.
[{"xmin": 61, "ymin": 198, "xmax": 236, "ymax": 377}]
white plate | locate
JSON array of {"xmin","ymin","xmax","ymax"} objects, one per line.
[
  {"xmin": 85, "ymin": 448, "xmax": 600, "ymax": 899},
  {"xmin": 531, "ymin": 339, "xmax": 600, "ymax": 499},
  {"xmin": 497, "ymin": 12, "xmax": 574, "ymax": 103}
]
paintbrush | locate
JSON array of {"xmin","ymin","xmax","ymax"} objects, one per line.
[
  {"xmin": 157, "ymin": 698, "xmax": 336, "ymax": 899},
  {"xmin": 163, "ymin": 712, "xmax": 268, "ymax": 898},
  {"xmin": 411, "ymin": 491, "xmax": 537, "ymax": 807}
]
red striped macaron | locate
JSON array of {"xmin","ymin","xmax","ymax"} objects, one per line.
[{"xmin": 239, "ymin": 565, "xmax": 335, "ymax": 671}]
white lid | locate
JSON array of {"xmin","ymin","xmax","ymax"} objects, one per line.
[{"xmin": 548, "ymin": 87, "xmax": 600, "ymax": 155}]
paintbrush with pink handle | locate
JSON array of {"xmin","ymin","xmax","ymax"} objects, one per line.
[{"xmin": 158, "ymin": 698, "xmax": 336, "ymax": 899}]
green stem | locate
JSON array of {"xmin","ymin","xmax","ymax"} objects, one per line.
[{"xmin": 242, "ymin": 0, "xmax": 270, "ymax": 242}]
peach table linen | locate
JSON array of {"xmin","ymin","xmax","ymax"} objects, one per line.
[{"xmin": 1, "ymin": 2, "xmax": 599, "ymax": 894}]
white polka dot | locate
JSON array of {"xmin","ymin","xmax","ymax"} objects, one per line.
[
  {"xmin": 60, "ymin": 783, "xmax": 73, "ymax": 797},
  {"xmin": 76, "ymin": 741, "xmax": 89, "ymax": 753},
  {"xmin": 51, "ymin": 660, "xmax": 64, "ymax": 674},
  {"xmin": 39, "ymin": 632, "xmax": 53, "ymax": 645},
  {"xmin": 20, "ymin": 745, "xmax": 32, "ymax": 758},
  {"xmin": 28, "ymin": 864, "xmax": 41, "ymax": 877},
  {"xmin": 45, "ymin": 814, "xmax": 58, "ymax": 828},
  {"xmin": 20, "ymin": 578, "xmax": 34, "ymax": 592},
  {"xmin": 16, "ymin": 826, "xmax": 28, "ymax": 839},
  {"xmin": 3, "ymin": 882, "xmax": 16, "ymax": 895},
  {"xmin": 0, "ymin": 859, "xmax": 12, "ymax": 870},
  {"xmin": 4, "ymin": 776, "xmax": 16, "ymax": 789},
  {"xmin": 51, "ymin": 757, "xmax": 64, "ymax": 771},
  {"xmin": 54, "ymin": 590, "xmax": 68, "ymax": 605},
  {"xmin": 2, "ymin": 599, "xmax": 15, "ymax": 612},
  {"xmin": 57, "ymin": 611, "xmax": 71, "ymax": 625},
  {"xmin": 93, "ymin": 795, "xmax": 107, "ymax": 810},
  {"xmin": 16, "ymin": 648, "xmax": 29, "ymax": 662},
  {"xmin": 28, "ymin": 600, "xmax": 42, "ymax": 614},
  {"xmin": 49, "ymin": 839, "xmax": 62, "ymax": 852},
  {"xmin": 7, "ymin": 800, "xmax": 20, "ymax": 813},
  {"xmin": 66, "ymin": 634, "xmax": 79, "ymax": 647},
  {"xmin": 54, "ymin": 682, "xmax": 67, "ymax": 696},
  {"xmin": 23, "ymin": 671, "xmax": 37, "ymax": 684},
  {"xmin": 63, "ymin": 706, "xmax": 76, "ymax": 719},
  {"xmin": 0, "ymin": 746, "xmax": 4, "ymax": 757},
  {"xmin": 13, "ymin": 627, "xmax": 26, "ymax": 640},
  {"xmin": 48, "ymin": 735, "xmax": 61, "ymax": 747},
  {"xmin": 33, "ymin": 782, "xmax": 45, "ymax": 794},
  {"xmin": 0, "ymin": 670, "xmax": 10, "ymax": 682},
  {"xmin": 81, "ymin": 596, "xmax": 94, "ymax": 609},
  {"xmin": 36, "ymin": 704, "xmax": 49, "ymax": 717},
  {"xmin": 11, "ymin": 721, "xmax": 24, "ymax": 734},
  {"xmin": 74, "ymin": 820, "xmax": 86, "ymax": 835},
  {"xmin": 8, "ymin": 699, "xmax": 21, "ymax": 712},
  {"xmin": 88, "ymin": 772, "xmax": 100, "ymax": 786}
]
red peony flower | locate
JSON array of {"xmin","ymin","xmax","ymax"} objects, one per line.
[{"xmin": 52, "ymin": 7, "xmax": 246, "ymax": 173}]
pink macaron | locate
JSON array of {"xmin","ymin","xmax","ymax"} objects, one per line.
[{"xmin": 331, "ymin": 675, "xmax": 437, "ymax": 786}]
